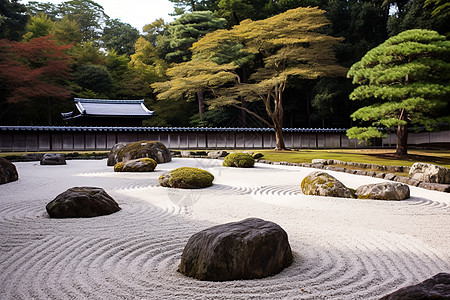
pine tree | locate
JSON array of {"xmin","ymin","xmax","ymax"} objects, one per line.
[{"xmin": 347, "ymin": 29, "xmax": 450, "ymax": 155}]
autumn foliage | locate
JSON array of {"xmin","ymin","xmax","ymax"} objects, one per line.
[{"xmin": 0, "ymin": 35, "xmax": 72, "ymax": 103}]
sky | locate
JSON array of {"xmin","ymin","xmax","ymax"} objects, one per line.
[{"xmin": 19, "ymin": 0, "xmax": 176, "ymax": 32}]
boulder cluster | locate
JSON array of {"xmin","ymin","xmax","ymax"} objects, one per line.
[{"xmin": 301, "ymin": 171, "xmax": 411, "ymax": 200}]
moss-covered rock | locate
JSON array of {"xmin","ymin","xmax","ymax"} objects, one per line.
[
  {"xmin": 114, "ymin": 158, "xmax": 157, "ymax": 172},
  {"xmin": 159, "ymin": 167, "xmax": 214, "ymax": 189},
  {"xmin": 107, "ymin": 141, "xmax": 171, "ymax": 166},
  {"xmin": 301, "ymin": 171, "xmax": 356, "ymax": 198},
  {"xmin": 223, "ymin": 153, "xmax": 255, "ymax": 168}
]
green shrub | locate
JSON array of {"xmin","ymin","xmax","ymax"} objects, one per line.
[
  {"xmin": 223, "ymin": 153, "xmax": 255, "ymax": 168},
  {"xmin": 159, "ymin": 167, "xmax": 214, "ymax": 189}
]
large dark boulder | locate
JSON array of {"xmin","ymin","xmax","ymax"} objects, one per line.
[
  {"xmin": 107, "ymin": 141, "xmax": 171, "ymax": 166},
  {"xmin": 159, "ymin": 167, "xmax": 214, "ymax": 189},
  {"xmin": 301, "ymin": 171, "xmax": 356, "ymax": 198},
  {"xmin": 40, "ymin": 153, "xmax": 66, "ymax": 165},
  {"xmin": 356, "ymin": 182, "xmax": 410, "ymax": 200},
  {"xmin": 46, "ymin": 187, "xmax": 121, "ymax": 218},
  {"xmin": 178, "ymin": 218, "xmax": 293, "ymax": 281},
  {"xmin": 0, "ymin": 157, "xmax": 18, "ymax": 184},
  {"xmin": 380, "ymin": 273, "xmax": 450, "ymax": 299}
]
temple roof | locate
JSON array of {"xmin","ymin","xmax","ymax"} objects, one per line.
[{"xmin": 62, "ymin": 98, "xmax": 154, "ymax": 120}]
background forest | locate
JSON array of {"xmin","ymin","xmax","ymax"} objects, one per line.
[{"xmin": 0, "ymin": 0, "xmax": 448, "ymax": 131}]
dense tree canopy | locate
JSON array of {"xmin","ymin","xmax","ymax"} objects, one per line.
[
  {"xmin": 347, "ymin": 29, "xmax": 450, "ymax": 155},
  {"xmin": 0, "ymin": 0, "xmax": 448, "ymax": 144},
  {"xmin": 0, "ymin": 0, "xmax": 29, "ymax": 40},
  {"xmin": 0, "ymin": 35, "xmax": 72, "ymax": 124},
  {"xmin": 157, "ymin": 11, "xmax": 226, "ymax": 63},
  {"xmin": 155, "ymin": 7, "xmax": 346, "ymax": 150}
]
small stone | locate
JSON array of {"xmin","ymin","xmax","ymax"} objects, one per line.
[
  {"xmin": 207, "ymin": 150, "xmax": 229, "ymax": 158},
  {"xmin": 40, "ymin": 153, "xmax": 66, "ymax": 165},
  {"xmin": 418, "ymin": 182, "xmax": 450, "ymax": 193},
  {"xmin": 384, "ymin": 173, "xmax": 397, "ymax": 181},
  {"xmin": 311, "ymin": 159, "xmax": 327, "ymax": 165}
]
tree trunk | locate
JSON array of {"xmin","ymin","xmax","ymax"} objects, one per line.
[
  {"xmin": 274, "ymin": 124, "xmax": 286, "ymax": 151},
  {"xmin": 396, "ymin": 124, "xmax": 408, "ymax": 155},
  {"xmin": 197, "ymin": 90, "xmax": 204, "ymax": 120},
  {"xmin": 273, "ymin": 84, "xmax": 287, "ymax": 150},
  {"xmin": 396, "ymin": 108, "xmax": 408, "ymax": 155}
]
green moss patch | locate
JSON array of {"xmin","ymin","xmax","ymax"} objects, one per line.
[
  {"xmin": 223, "ymin": 153, "xmax": 255, "ymax": 168},
  {"xmin": 159, "ymin": 167, "xmax": 214, "ymax": 189}
]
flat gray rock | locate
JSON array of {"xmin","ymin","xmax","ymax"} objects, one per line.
[
  {"xmin": 40, "ymin": 153, "xmax": 66, "ymax": 165},
  {"xmin": 178, "ymin": 218, "xmax": 293, "ymax": 281},
  {"xmin": 356, "ymin": 182, "xmax": 410, "ymax": 200}
]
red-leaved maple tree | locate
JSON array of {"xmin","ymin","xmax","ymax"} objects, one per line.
[{"xmin": 0, "ymin": 35, "xmax": 72, "ymax": 103}]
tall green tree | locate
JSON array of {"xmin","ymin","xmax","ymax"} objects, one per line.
[
  {"xmin": 347, "ymin": 29, "xmax": 450, "ymax": 155},
  {"xmin": 22, "ymin": 13, "xmax": 53, "ymax": 41},
  {"xmin": 0, "ymin": 0, "xmax": 29, "ymax": 41},
  {"xmin": 387, "ymin": 0, "xmax": 448, "ymax": 36},
  {"xmin": 57, "ymin": 0, "xmax": 109, "ymax": 41},
  {"xmin": 156, "ymin": 7, "xmax": 346, "ymax": 150},
  {"xmin": 158, "ymin": 11, "xmax": 226, "ymax": 64},
  {"xmin": 102, "ymin": 19, "xmax": 140, "ymax": 56}
]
